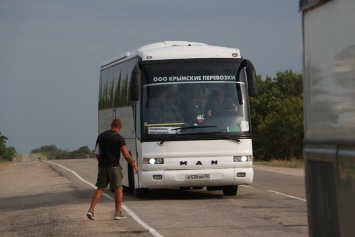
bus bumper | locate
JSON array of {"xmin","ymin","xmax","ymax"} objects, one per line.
[{"xmin": 139, "ymin": 168, "xmax": 253, "ymax": 188}]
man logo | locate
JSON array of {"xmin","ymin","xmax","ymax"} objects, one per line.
[{"xmin": 180, "ymin": 160, "xmax": 218, "ymax": 165}]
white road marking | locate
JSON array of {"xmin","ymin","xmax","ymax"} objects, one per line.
[
  {"xmin": 241, "ymin": 185, "xmax": 305, "ymax": 201},
  {"xmin": 240, "ymin": 185, "xmax": 255, "ymax": 188},
  {"xmin": 46, "ymin": 161, "xmax": 164, "ymax": 237},
  {"xmin": 267, "ymin": 190, "xmax": 306, "ymax": 202}
]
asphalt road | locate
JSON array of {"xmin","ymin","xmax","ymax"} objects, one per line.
[
  {"xmin": 0, "ymin": 156, "xmax": 308, "ymax": 237},
  {"xmin": 21, "ymin": 153, "xmax": 39, "ymax": 162},
  {"xmin": 50, "ymin": 159, "xmax": 308, "ymax": 237}
]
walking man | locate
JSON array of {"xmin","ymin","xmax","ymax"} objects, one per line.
[{"xmin": 87, "ymin": 118, "xmax": 139, "ymax": 220}]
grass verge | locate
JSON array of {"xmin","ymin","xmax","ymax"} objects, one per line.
[{"xmin": 254, "ymin": 158, "xmax": 304, "ymax": 169}]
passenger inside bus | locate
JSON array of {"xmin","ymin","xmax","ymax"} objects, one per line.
[{"xmin": 206, "ymin": 88, "xmax": 238, "ymax": 117}]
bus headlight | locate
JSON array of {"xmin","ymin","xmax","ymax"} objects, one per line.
[
  {"xmin": 233, "ymin": 155, "xmax": 251, "ymax": 162},
  {"xmin": 143, "ymin": 158, "xmax": 164, "ymax": 164}
]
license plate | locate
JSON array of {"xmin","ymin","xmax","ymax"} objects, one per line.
[{"xmin": 186, "ymin": 174, "xmax": 210, "ymax": 180}]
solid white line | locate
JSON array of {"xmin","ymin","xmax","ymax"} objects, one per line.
[
  {"xmin": 46, "ymin": 161, "xmax": 164, "ymax": 237},
  {"xmin": 240, "ymin": 185, "xmax": 255, "ymax": 188},
  {"xmin": 266, "ymin": 190, "xmax": 306, "ymax": 202}
]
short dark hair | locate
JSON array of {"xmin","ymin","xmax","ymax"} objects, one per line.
[{"xmin": 111, "ymin": 118, "xmax": 122, "ymax": 128}]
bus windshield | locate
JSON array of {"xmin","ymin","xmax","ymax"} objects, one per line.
[{"xmin": 141, "ymin": 60, "xmax": 250, "ymax": 138}]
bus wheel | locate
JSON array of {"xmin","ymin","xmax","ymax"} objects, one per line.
[
  {"xmin": 129, "ymin": 165, "xmax": 148, "ymax": 198},
  {"xmin": 223, "ymin": 186, "xmax": 238, "ymax": 196},
  {"xmin": 128, "ymin": 164, "xmax": 134, "ymax": 192},
  {"xmin": 134, "ymin": 187, "xmax": 148, "ymax": 198}
]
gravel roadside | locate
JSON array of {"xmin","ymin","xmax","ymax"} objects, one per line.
[
  {"xmin": 253, "ymin": 164, "xmax": 304, "ymax": 177},
  {"xmin": 0, "ymin": 161, "xmax": 152, "ymax": 237}
]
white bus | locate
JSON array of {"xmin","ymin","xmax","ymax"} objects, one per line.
[
  {"xmin": 98, "ymin": 41, "xmax": 258, "ymax": 197},
  {"xmin": 300, "ymin": 0, "xmax": 355, "ymax": 236}
]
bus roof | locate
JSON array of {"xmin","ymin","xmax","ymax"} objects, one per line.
[{"xmin": 101, "ymin": 41, "xmax": 241, "ymax": 69}]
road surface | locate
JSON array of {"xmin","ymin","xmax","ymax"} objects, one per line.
[{"xmin": 0, "ymin": 156, "xmax": 307, "ymax": 237}]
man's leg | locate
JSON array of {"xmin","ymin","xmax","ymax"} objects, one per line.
[
  {"xmin": 87, "ymin": 167, "xmax": 109, "ymax": 219},
  {"xmin": 89, "ymin": 187, "xmax": 105, "ymax": 213},
  {"xmin": 114, "ymin": 187, "xmax": 123, "ymax": 214}
]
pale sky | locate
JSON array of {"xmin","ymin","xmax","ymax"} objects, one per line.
[{"xmin": 0, "ymin": 0, "xmax": 302, "ymax": 153}]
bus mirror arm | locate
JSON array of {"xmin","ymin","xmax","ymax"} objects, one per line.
[
  {"xmin": 130, "ymin": 64, "xmax": 141, "ymax": 101},
  {"xmin": 243, "ymin": 59, "xmax": 258, "ymax": 97}
]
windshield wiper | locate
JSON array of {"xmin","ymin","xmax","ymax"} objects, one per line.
[
  {"xmin": 158, "ymin": 125, "xmax": 217, "ymax": 145},
  {"xmin": 197, "ymin": 132, "xmax": 242, "ymax": 143}
]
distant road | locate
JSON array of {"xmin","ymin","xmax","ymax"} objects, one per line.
[{"xmin": 21, "ymin": 153, "xmax": 38, "ymax": 162}]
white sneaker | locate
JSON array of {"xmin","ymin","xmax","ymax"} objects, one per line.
[
  {"xmin": 87, "ymin": 210, "xmax": 95, "ymax": 220},
  {"xmin": 114, "ymin": 211, "xmax": 127, "ymax": 220}
]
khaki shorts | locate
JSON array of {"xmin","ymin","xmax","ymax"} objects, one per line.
[{"xmin": 96, "ymin": 166, "xmax": 123, "ymax": 188}]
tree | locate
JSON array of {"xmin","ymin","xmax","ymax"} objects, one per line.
[
  {"xmin": 250, "ymin": 70, "xmax": 304, "ymax": 160},
  {"xmin": 0, "ymin": 132, "xmax": 15, "ymax": 161},
  {"xmin": 69, "ymin": 146, "xmax": 95, "ymax": 159}
]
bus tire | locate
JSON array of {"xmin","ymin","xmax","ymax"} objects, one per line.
[
  {"xmin": 128, "ymin": 164, "xmax": 134, "ymax": 192},
  {"xmin": 134, "ymin": 187, "xmax": 148, "ymax": 198},
  {"xmin": 223, "ymin": 185, "xmax": 238, "ymax": 196},
  {"xmin": 129, "ymin": 165, "xmax": 148, "ymax": 198}
]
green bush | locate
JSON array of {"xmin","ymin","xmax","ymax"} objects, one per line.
[
  {"xmin": 250, "ymin": 70, "xmax": 304, "ymax": 161},
  {"xmin": 0, "ymin": 132, "xmax": 16, "ymax": 161}
]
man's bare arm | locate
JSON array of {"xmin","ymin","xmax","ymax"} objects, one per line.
[{"xmin": 120, "ymin": 146, "xmax": 139, "ymax": 173}]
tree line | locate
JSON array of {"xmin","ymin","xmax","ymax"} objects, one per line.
[
  {"xmin": 1, "ymin": 70, "xmax": 303, "ymax": 162},
  {"xmin": 31, "ymin": 145, "xmax": 95, "ymax": 160},
  {"xmin": 250, "ymin": 70, "xmax": 303, "ymax": 160}
]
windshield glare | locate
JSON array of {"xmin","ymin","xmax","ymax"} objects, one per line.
[{"xmin": 142, "ymin": 61, "xmax": 250, "ymax": 137}]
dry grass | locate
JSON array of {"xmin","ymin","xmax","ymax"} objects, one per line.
[
  {"xmin": 33, "ymin": 153, "xmax": 48, "ymax": 160},
  {"xmin": 13, "ymin": 154, "xmax": 23, "ymax": 162},
  {"xmin": 254, "ymin": 158, "xmax": 304, "ymax": 169},
  {"xmin": 0, "ymin": 154, "xmax": 22, "ymax": 167}
]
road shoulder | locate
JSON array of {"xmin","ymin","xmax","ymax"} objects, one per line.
[
  {"xmin": 253, "ymin": 164, "xmax": 304, "ymax": 177},
  {"xmin": 0, "ymin": 161, "xmax": 151, "ymax": 237}
]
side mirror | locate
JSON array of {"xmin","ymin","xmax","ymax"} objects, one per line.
[
  {"xmin": 243, "ymin": 59, "xmax": 258, "ymax": 97},
  {"xmin": 130, "ymin": 64, "xmax": 141, "ymax": 101}
]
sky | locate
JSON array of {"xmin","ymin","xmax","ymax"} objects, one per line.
[{"xmin": 0, "ymin": 0, "xmax": 302, "ymax": 154}]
